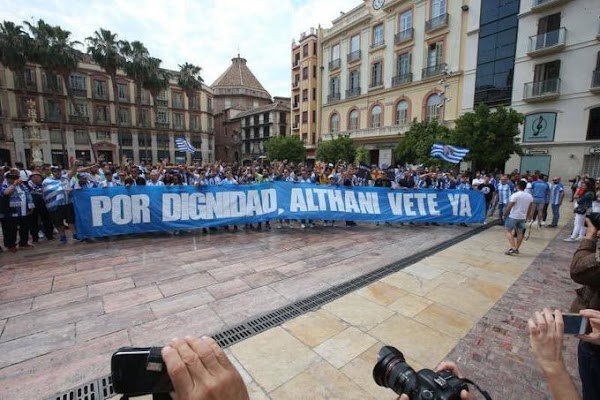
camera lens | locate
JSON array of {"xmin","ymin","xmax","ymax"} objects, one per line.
[{"xmin": 372, "ymin": 346, "xmax": 418, "ymax": 395}]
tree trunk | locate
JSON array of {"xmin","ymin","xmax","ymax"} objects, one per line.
[
  {"xmin": 62, "ymin": 72, "xmax": 98, "ymax": 164},
  {"xmin": 111, "ymin": 73, "xmax": 122, "ymax": 160},
  {"xmin": 135, "ymin": 80, "xmax": 146, "ymax": 162}
]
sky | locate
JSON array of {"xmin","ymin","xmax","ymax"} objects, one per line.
[{"xmin": 1, "ymin": 0, "xmax": 361, "ymax": 97}]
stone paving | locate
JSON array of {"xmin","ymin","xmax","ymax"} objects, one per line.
[{"xmin": 0, "ymin": 222, "xmax": 475, "ymax": 400}]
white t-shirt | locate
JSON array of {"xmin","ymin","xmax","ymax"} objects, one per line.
[{"xmin": 508, "ymin": 191, "xmax": 533, "ymax": 220}]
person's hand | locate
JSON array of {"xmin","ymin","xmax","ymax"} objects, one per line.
[
  {"xmin": 577, "ymin": 309, "xmax": 600, "ymax": 345},
  {"xmin": 528, "ymin": 309, "xmax": 567, "ymax": 376},
  {"xmin": 397, "ymin": 361, "xmax": 473, "ymax": 399},
  {"xmin": 14, "ymin": 178, "xmax": 22, "ymax": 185},
  {"xmin": 161, "ymin": 336, "xmax": 249, "ymax": 400},
  {"xmin": 585, "ymin": 218, "xmax": 598, "ymax": 240}
]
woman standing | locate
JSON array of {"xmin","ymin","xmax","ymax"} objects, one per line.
[{"xmin": 565, "ymin": 178, "xmax": 596, "ymax": 242}]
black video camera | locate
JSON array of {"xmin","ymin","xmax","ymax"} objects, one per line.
[
  {"xmin": 111, "ymin": 347, "xmax": 173, "ymax": 397},
  {"xmin": 585, "ymin": 212, "xmax": 600, "ymax": 230},
  {"xmin": 373, "ymin": 346, "xmax": 468, "ymax": 400}
]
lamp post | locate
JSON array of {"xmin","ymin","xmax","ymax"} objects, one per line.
[{"xmin": 437, "ymin": 65, "xmax": 452, "ymax": 124}]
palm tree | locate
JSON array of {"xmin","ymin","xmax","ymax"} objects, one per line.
[
  {"xmin": 86, "ymin": 29, "xmax": 124, "ymax": 156},
  {"xmin": 0, "ymin": 21, "xmax": 31, "ymax": 97},
  {"xmin": 177, "ymin": 62, "xmax": 203, "ymax": 110},
  {"xmin": 143, "ymin": 58, "xmax": 171, "ymax": 159}
]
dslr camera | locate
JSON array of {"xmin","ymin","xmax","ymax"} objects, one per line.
[
  {"xmin": 373, "ymin": 346, "xmax": 468, "ymax": 400},
  {"xmin": 585, "ymin": 212, "xmax": 600, "ymax": 230}
]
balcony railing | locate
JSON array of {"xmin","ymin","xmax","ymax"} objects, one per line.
[
  {"xmin": 43, "ymin": 82, "xmax": 62, "ymax": 94},
  {"xmin": 155, "ymin": 98, "xmax": 168, "ymax": 107},
  {"xmin": 292, "ymin": 81, "xmax": 300, "ymax": 89},
  {"xmin": 172, "ymin": 101, "xmax": 184, "ymax": 109},
  {"xmin": 346, "ymin": 87, "xmax": 361, "ymax": 98},
  {"xmin": 292, "ymin": 102, "xmax": 299, "ymax": 110},
  {"xmin": 46, "ymin": 112, "xmax": 61, "ymax": 122},
  {"xmin": 71, "ymin": 88, "xmax": 87, "ymax": 98},
  {"xmin": 292, "ymin": 122, "xmax": 299, "ymax": 130},
  {"xmin": 15, "ymin": 78, "xmax": 37, "ymax": 91},
  {"xmin": 93, "ymin": 91, "xmax": 108, "ymax": 100},
  {"xmin": 392, "ymin": 73, "xmax": 413, "ymax": 87},
  {"xmin": 425, "ymin": 13, "xmax": 449, "ymax": 33},
  {"xmin": 347, "ymin": 50, "xmax": 361, "ymax": 63},
  {"xmin": 523, "ymin": 78, "xmax": 561, "ymax": 101},
  {"xmin": 292, "ymin": 60, "xmax": 300, "ymax": 69},
  {"xmin": 332, "ymin": 124, "xmax": 410, "ymax": 140},
  {"xmin": 531, "ymin": 0, "xmax": 572, "ymax": 12},
  {"xmin": 95, "ymin": 117, "xmax": 110, "ymax": 125},
  {"xmin": 528, "ymin": 28, "xmax": 566, "ymax": 55},
  {"xmin": 328, "ymin": 59, "xmax": 341, "ymax": 70},
  {"xmin": 370, "ymin": 40, "xmax": 385, "ymax": 49},
  {"xmin": 69, "ymin": 114, "xmax": 89, "ymax": 123},
  {"xmin": 369, "ymin": 79, "xmax": 383, "ymax": 88},
  {"xmin": 422, "ymin": 64, "xmax": 446, "ymax": 79},
  {"xmin": 155, "ymin": 121, "xmax": 170, "ymax": 128},
  {"xmin": 327, "ymin": 92, "xmax": 341, "ymax": 103},
  {"xmin": 174, "ymin": 124, "xmax": 185, "ymax": 131},
  {"xmin": 591, "ymin": 70, "xmax": 600, "ymax": 91},
  {"xmin": 395, "ymin": 28, "xmax": 414, "ymax": 45}
]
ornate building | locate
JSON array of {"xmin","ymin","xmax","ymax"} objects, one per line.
[{"xmin": 0, "ymin": 56, "xmax": 214, "ymax": 166}]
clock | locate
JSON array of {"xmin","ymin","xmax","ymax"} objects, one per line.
[{"xmin": 373, "ymin": 0, "xmax": 385, "ymax": 10}]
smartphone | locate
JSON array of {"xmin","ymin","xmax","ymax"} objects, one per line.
[
  {"xmin": 111, "ymin": 347, "xmax": 173, "ymax": 395},
  {"xmin": 562, "ymin": 313, "xmax": 589, "ymax": 335}
]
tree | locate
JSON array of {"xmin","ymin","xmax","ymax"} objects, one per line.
[
  {"xmin": 87, "ymin": 28, "xmax": 124, "ymax": 156},
  {"xmin": 316, "ymin": 134, "xmax": 356, "ymax": 164},
  {"xmin": 394, "ymin": 119, "xmax": 452, "ymax": 166},
  {"xmin": 0, "ymin": 21, "xmax": 30, "ymax": 93},
  {"xmin": 177, "ymin": 62, "xmax": 203, "ymax": 109},
  {"xmin": 143, "ymin": 57, "xmax": 171, "ymax": 154},
  {"xmin": 451, "ymin": 103, "xmax": 524, "ymax": 172},
  {"xmin": 264, "ymin": 135, "xmax": 306, "ymax": 163},
  {"xmin": 355, "ymin": 146, "xmax": 368, "ymax": 164}
]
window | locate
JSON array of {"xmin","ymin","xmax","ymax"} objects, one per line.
[
  {"xmin": 431, "ymin": 0, "xmax": 446, "ymax": 18},
  {"xmin": 373, "ymin": 24, "xmax": 384, "ymax": 47},
  {"xmin": 174, "ymin": 113, "xmax": 184, "ymax": 129},
  {"xmin": 95, "ymin": 105, "xmax": 109, "ymax": 123},
  {"xmin": 42, "ymin": 72, "xmax": 61, "ymax": 92},
  {"xmin": 207, "ymin": 97, "xmax": 213, "ymax": 111},
  {"xmin": 331, "ymin": 44, "xmax": 340, "ymax": 62},
  {"xmin": 263, "ymin": 112, "xmax": 270, "ymax": 123},
  {"xmin": 302, "ymin": 111, "xmax": 308, "ymax": 123},
  {"xmin": 19, "ymin": 97, "xmax": 36, "ymax": 118},
  {"xmin": 330, "ymin": 76, "xmax": 340, "ymax": 96},
  {"xmin": 45, "ymin": 100, "xmax": 61, "ymax": 121},
  {"xmin": 371, "ymin": 61, "xmax": 383, "ymax": 87},
  {"xmin": 190, "ymin": 95, "xmax": 200, "ymax": 110},
  {"xmin": 302, "ymin": 67, "xmax": 309, "ymax": 80},
  {"xmin": 69, "ymin": 102, "xmax": 88, "ymax": 116},
  {"xmin": 395, "ymin": 100, "xmax": 409, "ymax": 126},
  {"xmin": 93, "ymin": 80, "xmax": 106, "ymax": 99},
  {"xmin": 191, "ymin": 134, "xmax": 202, "ymax": 149},
  {"xmin": 191, "ymin": 115, "xmax": 200, "ymax": 130},
  {"xmin": 172, "ymin": 92, "xmax": 184, "ymax": 108},
  {"xmin": 312, "ymin": 88, "xmax": 316, "ymax": 100},
  {"xmin": 303, "ymin": 43, "xmax": 308, "ymax": 57},
  {"xmin": 140, "ymin": 109, "xmax": 150, "ymax": 126},
  {"xmin": 425, "ymin": 94, "xmax": 442, "ymax": 122},
  {"xmin": 69, "ymin": 75, "xmax": 86, "ymax": 90},
  {"xmin": 138, "ymin": 132, "xmax": 151, "ymax": 147},
  {"xmin": 350, "ymin": 70, "xmax": 360, "ymax": 89},
  {"xmin": 350, "ymin": 34, "xmax": 360, "ymax": 53},
  {"xmin": 399, "ymin": 10, "xmax": 413, "ymax": 32},
  {"xmin": 587, "ymin": 107, "xmax": 600, "ymax": 140},
  {"xmin": 302, "ymin": 89, "xmax": 308, "ymax": 101},
  {"xmin": 21, "ymin": 68, "xmax": 36, "ymax": 86},
  {"xmin": 157, "ymin": 133, "xmax": 169, "ymax": 147},
  {"xmin": 118, "ymin": 108, "xmax": 129, "ymax": 124},
  {"xmin": 349, "ymin": 109, "xmax": 359, "ymax": 130},
  {"xmin": 118, "ymin": 83, "xmax": 128, "ymax": 101},
  {"xmin": 370, "ymin": 105, "xmax": 382, "ymax": 128},
  {"xmin": 536, "ymin": 13, "xmax": 561, "ymax": 48},
  {"xmin": 427, "ymin": 42, "xmax": 443, "ymax": 68},
  {"xmin": 157, "ymin": 110, "xmax": 169, "ymax": 123},
  {"xmin": 330, "ymin": 113, "xmax": 340, "ymax": 132},
  {"xmin": 74, "ymin": 130, "xmax": 88, "ymax": 145},
  {"xmin": 119, "ymin": 131, "xmax": 133, "ymax": 147},
  {"xmin": 313, "ymin": 65, "xmax": 317, "ymax": 78},
  {"xmin": 50, "ymin": 129, "xmax": 63, "ymax": 144},
  {"xmin": 533, "ymin": 59, "xmax": 561, "ymax": 94},
  {"xmin": 96, "ymin": 131, "xmax": 111, "ymax": 141},
  {"xmin": 397, "ymin": 53, "xmax": 411, "ymax": 77},
  {"xmin": 224, "ymin": 99, "xmax": 232, "ymax": 108}
]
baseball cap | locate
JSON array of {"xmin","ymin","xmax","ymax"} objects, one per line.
[{"xmin": 328, "ymin": 174, "xmax": 335, "ymax": 179}]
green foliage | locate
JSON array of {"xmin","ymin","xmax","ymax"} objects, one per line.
[
  {"xmin": 0, "ymin": 21, "xmax": 30, "ymax": 76},
  {"xmin": 394, "ymin": 119, "xmax": 452, "ymax": 166},
  {"xmin": 316, "ymin": 134, "xmax": 356, "ymax": 164},
  {"xmin": 178, "ymin": 62, "xmax": 203, "ymax": 97},
  {"xmin": 86, "ymin": 28, "xmax": 124, "ymax": 76},
  {"xmin": 355, "ymin": 147, "xmax": 368, "ymax": 164},
  {"xmin": 264, "ymin": 135, "xmax": 306, "ymax": 164},
  {"xmin": 451, "ymin": 103, "xmax": 524, "ymax": 171}
]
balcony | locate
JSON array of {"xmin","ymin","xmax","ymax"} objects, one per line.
[
  {"xmin": 327, "ymin": 92, "xmax": 341, "ymax": 103},
  {"xmin": 346, "ymin": 87, "xmax": 361, "ymax": 98},
  {"xmin": 292, "ymin": 102, "xmax": 299, "ymax": 110},
  {"xmin": 369, "ymin": 79, "xmax": 383, "ymax": 89},
  {"xmin": 155, "ymin": 121, "xmax": 170, "ymax": 128},
  {"xmin": 155, "ymin": 98, "xmax": 168, "ymax": 107},
  {"xmin": 392, "ymin": 73, "xmax": 413, "ymax": 87},
  {"xmin": 347, "ymin": 50, "xmax": 361, "ymax": 63},
  {"xmin": 370, "ymin": 40, "xmax": 385, "ymax": 50},
  {"xmin": 15, "ymin": 78, "xmax": 37, "ymax": 92},
  {"xmin": 174, "ymin": 124, "xmax": 185, "ymax": 131},
  {"xmin": 292, "ymin": 60, "xmax": 300, "ymax": 69},
  {"xmin": 292, "ymin": 122, "xmax": 299, "ymax": 130},
  {"xmin": 46, "ymin": 112, "xmax": 61, "ymax": 123},
  {"xmin": 523, "ymin": 78, "xmax": 561, "ymax": 102},
  {"xmin": 95, "ymin": 118, "xmax": 110, "ymax": 125},
  {"xmin": 172, "ymin": 101, "xmax": 184, "ymax": 109},
  {"xmin": 43, "ymin": 82, "xmax": 63, "ymax": 94},
  {"xmin": 69, "ymin": 114, "xmax": 89, "ymax": 123},
  {"xmin": 334, "ymin": 124, "xmax": 409, "ymax": 140},
  {"xmin": 591, "ymin": 71, "xmax": 600, "ymax": 93},
  {"xmin": 93, "ymin": 91, "xmax": 108, "ymax": 100},
  {"xmin": 422, "ymin": 64, "xmax": 446, "ymax": 79},
  {"xmin": 71, "ymin": 88, "xmax": 87, "ymax": 98},
  {"xmin": 531, "ymin": 0, "xmax": 572, "ymax": 13},
  {"xmin": 328, "ymin": 58, "xmax": 341, "ymax": 71},
  {"xmin": 425, "ymin": 13, "xmax": 449, "ymax": 33},
  {"xmin": 394, "ymin": 28, "xmax": 414, "ymax": 45},
  {"xmin": 528, "ymin": 28, "xmax": 567, "ymax": 56}
]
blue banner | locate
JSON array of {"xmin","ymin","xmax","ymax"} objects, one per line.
[{"xmin": 73, "ymin": 182, "xmax": 486, "ymax": 239}]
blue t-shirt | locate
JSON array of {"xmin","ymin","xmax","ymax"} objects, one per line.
[{"xmin": 531, "ymin": 180, "xmax": 550, "ymax": 203}]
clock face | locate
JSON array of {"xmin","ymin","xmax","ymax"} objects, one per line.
[{"xmin": 373, "ymin": 0, "xmax": 385, "ymax": 10}]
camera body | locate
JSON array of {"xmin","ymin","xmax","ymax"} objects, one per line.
[
  {"xmin": 586, "ymin": 212, "xmax": 600, "ymax": 230},
  {"xmin": 373, "ymin": 346, "xmax": 468, "ymax": 400}
]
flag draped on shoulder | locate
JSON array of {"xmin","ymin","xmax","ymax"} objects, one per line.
[
  {"xmin": 175, "ymin": 137, "xmax": 196, "ymax": 153},
  {"xmin": 430, "ymin": 143, "xmax": 469, "ymax": 163}
]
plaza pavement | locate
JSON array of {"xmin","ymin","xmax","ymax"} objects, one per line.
[{"xmin": 0, "ymin": 206, "xmax": 581, "ymax": 399}]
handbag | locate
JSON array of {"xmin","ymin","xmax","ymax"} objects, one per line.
[{"xmin": 574, "ymin": 205, "xmax": 588, "ymax": 215}]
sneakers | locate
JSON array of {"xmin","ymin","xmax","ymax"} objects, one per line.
[
  {"xmin": 300, "ymin": 224, "xmax": 306, "ymax": 229},
  {"xmin": 541, "ymin": 221, "xmax": 546, "ymax": 227},
  {"xmin": 563, "ymin": 237, "xmax": 577, "ymax": 242},
  {"xmin": 505, "ymin": 248, "xmax": 516, "ymax": 255}
]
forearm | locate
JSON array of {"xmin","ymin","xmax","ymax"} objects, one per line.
[{"xmin": 544, "ymin": 365, "xmax": 581, "ymax": 400}]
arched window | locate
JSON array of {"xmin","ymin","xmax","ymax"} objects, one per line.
[
  {"xmin": 330, "ymin": 113, "xmax": 340, "ymax": 132},
  {"xmin": 349, "ymin": 109, "xmax": 359, "ymax": 130},
  {"xmin": 370, "ymin": 104, "xmax": 382, "ymax": 128},
  {"xmin": 395, "ymin": 100, "xmax": 409, "ymax": 126},
  {"xmin": 425, "ymin": 94, "xmax": 442, "ymax": 122}
]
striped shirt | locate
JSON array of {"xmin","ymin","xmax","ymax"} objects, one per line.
[
  {"xmin": 496, "ymin": 182, "xmax": 514, "ymax": 204},
  {"xmin": 550, "ymin": 182, "xmax": 564, "ymax": 205},
  {"xmin": 1, "ymin": 182, "xmax": 35, "ymax": 217},
  {"xmin": 42, "ymin": 176, "xmax": 72, "ymax": 211},
  {"xmin": 146, "ymin": 180, "xmax": 165, "ymax": 186}
]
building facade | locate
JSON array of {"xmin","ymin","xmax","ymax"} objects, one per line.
[
  {"xmin": 0, "ymin": 57, "xmax": 214, "ymax": 167},
  {"xmin": 291, "ymin": 28, "xmax": 321, "ymax": 161},
  {"xmin": 212, "ymin": 56, "xmax": 272, "ymax": 163},
  {"xmin": 232, "ymin": 97, "xmax": 291, "ymax": 164},
  {"xmin": 316, "ymin": 0, "xmax": 469, "ymax": 167},
  {"xmin": 503, "ymin": 0, "xmax": 600, "ymax": 178}
]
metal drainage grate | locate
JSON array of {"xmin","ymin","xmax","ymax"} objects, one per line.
[{"xmin": 49, "ymin": 221, "xmax": 497, "ymax": 400}]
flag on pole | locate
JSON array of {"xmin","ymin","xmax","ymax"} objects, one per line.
[
  {"xmin": 175, "ymin": 137, "xmax": 196, "ymax": 153},
  {"xmin": 430, "ymin": 143, "xmax": 469, "ymax": 164}
]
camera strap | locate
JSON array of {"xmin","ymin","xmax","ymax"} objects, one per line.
[{"xmin": 463, "ymin": 378, "xmax": 493, "ymax": 400}]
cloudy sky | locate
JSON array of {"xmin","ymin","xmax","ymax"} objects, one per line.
[{"xmin": 1, "ymin": 0, "xmax": 361, "ymax": 97}]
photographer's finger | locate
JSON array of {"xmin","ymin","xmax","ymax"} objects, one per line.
[
  {"xmin": 543, "ymin": 308, "xmax": 556, "ymax": 337},
  {"xmin": 535, "ymin": 311, "xmax": 548, "ymax": 335},
  {"xmin": 161, "ymin": 346, "xmax": 193, "ymax": 396},
  {"xmin": 435, "ymin": 361, "xmax": 462, "ymax": 378},
  {"xmin": 185, "ymin": 336, "xmax": 224, "ymax": 375},
  {"xmin": 203, "ymin": 336, "xmax": 236, "ymax": 370},
  {"xmin": 171, "ymin": 337, "xmax": 207, "ymax": 378},
  {"xmin": 554, "ymin": 310, "xmax": 564, "ymax": 337}
]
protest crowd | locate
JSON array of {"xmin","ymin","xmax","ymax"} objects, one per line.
[{"xmin": 0, "ymin": 155, "xmax": 572, "ymax": 254}]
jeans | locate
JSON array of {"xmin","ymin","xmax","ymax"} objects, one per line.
[
  {"xmin": 571, "ymin": 213, "xmax": 586, "ymax": 239},
  {"xmin": 498, "ymin": 203, "xmax": 506, "ymax": 222},
  {"xmin": 578, "ymin": 341, "xmax": 600, "ymax": 400},
  {"xmin": 551, "ymin": 204, "xmax": 560, "ymax": 226},
  {"xmin": 1, "ymin": 216, "xmax": 30, "ymax": 248}
]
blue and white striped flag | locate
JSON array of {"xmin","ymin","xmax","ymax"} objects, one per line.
[
  {"xmin": 430, "ymin": 143, "xmax": 469, "ymax": 164},
  {"xmin": 175, "ymin": 137, "xmax": 196, "ymax": 153}
]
